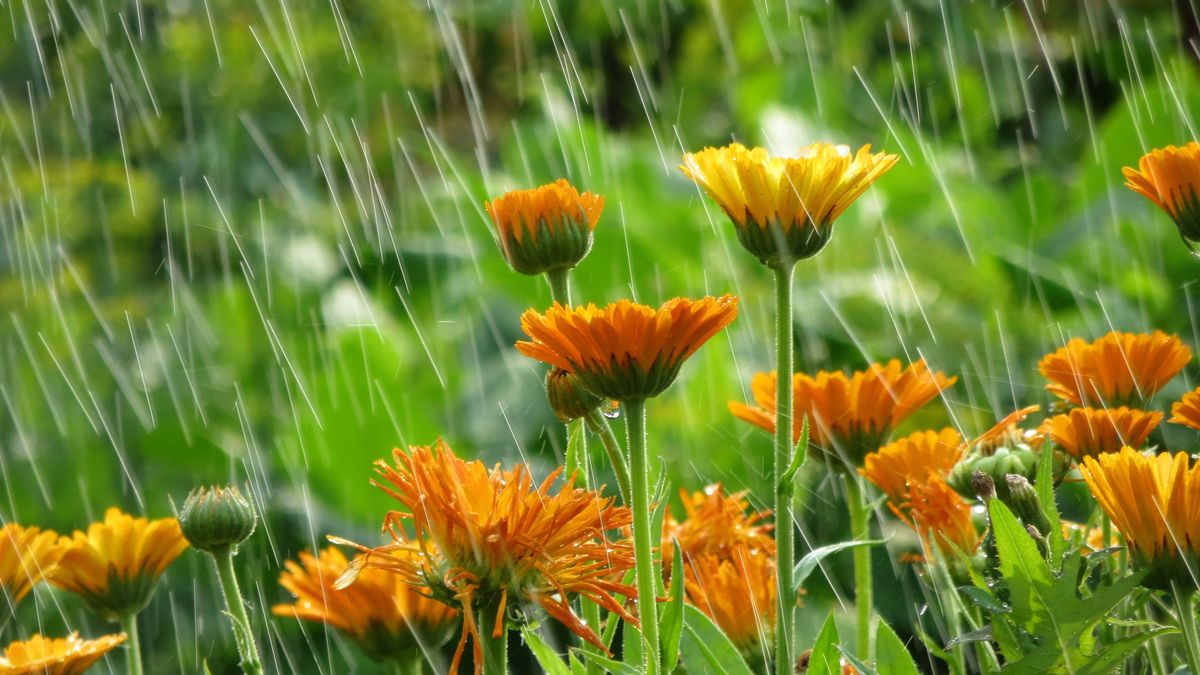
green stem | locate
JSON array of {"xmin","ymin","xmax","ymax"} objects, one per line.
[
  {"xmin": 624, "ymin": 398, "xmax": 660, "ymax": 675},
  {"xmin": 479, "ymin": 601, "xmax": 509, "ymax": 675},
  {"xmin": 213, "ymin": 548, "xmax": 264, "ymax": 675},
  {"xmin": 929, "ymin": 560, "xmax": 966, "ymax": 675},
  {"xmin": 1172, "ymin": 583, "xmax": 1200, "ymax": 675},
  {"xmin": 584, "ymin": 410, "xmax": 632, "ymax": 504},
  {"xmin": 844, "ymin": 475, "xmax": 873, "ymax": 660},
  {"xmin": 773, "ymin": 263, "xmax": 796, "ymax": 675},
  {"xmin": 119, "ymin": 613, "xmax": 144, "ymax": 675},
  {"xmin": 545, "ymin": 267, "xmax": 571, "ymax": 305}
]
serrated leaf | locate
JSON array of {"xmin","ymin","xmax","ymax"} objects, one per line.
[
  {"xmin": 793, "ymin": 539, "xmax": 887, "ymax": 592},
  {"xmin": 807, "ymin": 612, "xmax": 841, "ymax": 675},
  {"xmin": 521, "ymin": 626, "xmax": 572, "ymax": 675},
  {"xmin": 876, "ymin": 618, "xmax": 921, "ymax": 675},
  {"xmin": 679, "ymin": 605, "xmax": 755, "ymax": 675},
  {"xmin": 660, "ymin": 540, "xmax": 685, "ymax": 673},
  {"xmin": 1035, "ymin": 441, "xmax": 1065, "ymax": 566}
]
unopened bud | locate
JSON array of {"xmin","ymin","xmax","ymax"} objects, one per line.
[
  {"xmin": 545, "ymin": 368, "xmax": 605, "ymax": 422},
  {"xmin": 971, "ymin": 471, "xmax": 996, "ymax": 503},
  {"xmin": 179, "ymin": 485, "xmax": 257, "ymax": 554}
]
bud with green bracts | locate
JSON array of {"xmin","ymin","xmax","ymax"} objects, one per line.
[{"xmin": 179, "ymin": 485, "xmax": 257, "ymax": 555}]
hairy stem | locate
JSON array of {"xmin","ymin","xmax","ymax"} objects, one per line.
[
  {"xmin": 119, "ymin": 613, "xmax": 144, "ymax": 675},
  {"xmin": 583, "ymin": 410, "xmax": 632, "ymax": 504},
  {"xmin": 844, "ymin": 475, "xmax": 873, "ymax": 659},
  {"xmin": 773, "ymin": 262, "xmax": 796, "ymax": 675},
  {"xmin": 213, "ymin": 548, "xmax": 264, "ymax": 675},
  {"xmin": 625, "ymin": 398, "xmax": 660, "ymax": 675},
  {"xmin": 479, "ymin": 601, "xmax": 509, "ymax": 675}
]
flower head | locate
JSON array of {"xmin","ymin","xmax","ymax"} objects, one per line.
[
  {"xmin": 663, "ymin": 485, "xmax": 775, "ymax": 567},
  {"xmin": 860, "ymin": 428, "xmax": 964, "ymax": 503},
  {"xmin": 0, "ymin": 633, "xmax": 126, "ymax": 674},
  {"xmin": 728, "ymin": 360, "xmax": 956, "ymax": 469},
  {"xmin": 682, "ymin": 545, "xmax": 776, "ymax": 651},
  {"xmin": 899, "ymin": 475, "xmax": 980, "ymax": 559},
  {"xmin": 1037, "ymin": 331, "xmax": 1191, "ymax": 408},
  {"xmin": 1, "ymin": 524, "xmax": 66, "ymax": 605},
  {"xmin": 178, "ymin": 485, "xmax": 257, "ymax": 554},
  {"xmin": 517, "ymin": 296, "xmax": 739, "ymax": 401},
  {"xmin": 484, "ymin": 180, "xmax": 603, "ymax": 275},
  {"xmin": 1169, "ymin": 387, "xmax": 1200, "ymax": 432},
  {"xmin": 331, "ymin": 441, "xmax": 636, "ymax": 674},
  {"xmin": 680, "ymin": 143, "xmax": 898, "ymax": 267},
  {"xmin": 945, "ymin": 406, "xmax": 1058, "ymax": 502},
  {"xmin": 50, "ymin": 508, "xmax": 188, "ymax": 620},
  {"xmin": 1039, "ymin": 407, "xmax": 1162, "ymax": 460},
  {"xmin": 1123, "ymin": 143, "xmax": 1200, "ymax": 246},
  {"xmin": 273, "ymin": 546, "xmax": 457, "ymax": 662},
  {"xmin": 1080, "ymin": 447, "xmax": 1200, "ymax": 590}
]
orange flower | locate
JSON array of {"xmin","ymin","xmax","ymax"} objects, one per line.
[
  {"xmin": 0, "ymin": 633, "xmax": 126, "ymax": 674},
  {"xmin": 1, "ymin": 524, "xmax": 66, "ymax": 605},
  {"xmin": 860, "ymin": 428, "xmax": 964, "ymax": 502},
  {"xmin": 331, "ymin": 441, "xmax": 636, "ymax": 675},
  {"xmin": 663, "ymin": 485, "xmax": 775, "ymax": 567},
  {"xmin": 1039, "ymin": 407, "xmax": 1162, "ymax": 460},
  {"xmin": 484, "ymin": 179, "xmax": 604, "ymax": 275},
  {"xmin": 729, "ymin": 360, "xmax": 956, "ymax": 468},
  {"xmin": 1170, "ymin": 387, "xmax": 1200, "ymax": 431},
  {"xmin": 899, "ymin": 475, "xmax": 979, "ymax": 558},
  {"xmin": 516, "ymin": 296, "xmax": 739, "ymax": 401},
  {"xmin": 1037, "ymin": 331, "xmax": 1191, "ymax": 407},
  {"xmin": 682, "ymin": 545, "xmax": 776, "ymax": 651},
  {"xmin": 680, "ymin": 143, "xmax": 898, "ymax": 266},
  {"xmin": 1123, "ymin": 143, "xmax": 1200, "ymax": 246},
  {"xmin": 273, "ymin": 546, "xmax": 457, "ymax": 662}
]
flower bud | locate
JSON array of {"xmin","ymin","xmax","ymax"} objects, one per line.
[
  {"xmin": 1004, "ymin": 474, "xmax": 1050, "ymax": 534},
  {"xmin": 179, "ymin": 486, "xmax": 257, "ymax": 554},
  {"xmin": 970, "ymin": 471, "xmax": 996, "ymax": 503},
  {"xmin": 545, "ymin": 368, "xmax": 606, "ymax": 422},
  {"xmin": 485, "ymin": 180, "xmax": 603, "ymax": 276}
]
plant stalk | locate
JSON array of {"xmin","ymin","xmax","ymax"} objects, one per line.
[
  {"xmin": 119, "ymin": 613, "xmax": 144, "ymax": 675},
  {"xmin": 773, "ymin": 262, "xmax": 796, "ymax": 675},
  {"xmin": 584, "ymin": 410, "xmax": 632, "ymax": 504},
  {"xmin": 844, "ymin": 475, "xmax": 873, "ymax": 660},
  {"xmin": 624, "ymin": 398, "xmax": 660, "ymax": 675},
  {"xmin": 479, "ymin": 601, "xmax": 509, "ymax": 675},
  {"xmin": 545, "ymin": 267, "xmax": 571, "ymax": 305},
  {"xmin": 213, "ymin": 548, "xmax": 264, "ymax": 675},
  {"xmin": 1171, "ymin": 583, "xmax": 1200, "ymax": 675}
]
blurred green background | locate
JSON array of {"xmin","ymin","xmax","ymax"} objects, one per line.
[{"xmin": 2, "ymin": 0, "xmax": 1200, "ymax": 672}]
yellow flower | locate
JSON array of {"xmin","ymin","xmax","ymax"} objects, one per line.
[
  {"xmin": 484, "ymin": 179, "xmax": 604, "ymax": 275},
  {"xmin": 273, "ymin": 546, "xmax": 457, "ymax": 662},
  {"xmin": 516, "ymin": 296, "xmax": 739, "ymax": 401},
  {"xmin": 331, "ymin": 440, "xmax": 637, "ymax": 675},
  {"xmin": 682, "ymin": 545, "xmax": 776, "ymax": 651},
  {"xmin": 0, "ymin": 633, "xmax": 126, "ymax": 675},
  {"xmin": 1080, "ymin": 447, "xmax": 1200, "ymax": 589},
  {"xmin": 1037, "ymin": 330, "xmax": 1191, "ymax": 408},
  {"xmin": 1170, "ymin": 387, "xmax": 1200, "ymax": 432},
  {"xmin": 860, "ymin": 428, "xmax": 964, "ymax": 503},
  {"xmin": 1039, "ymin": 407, "xmax": 1162, "ymax": 460},
  {"xmin": 899, "ymin": 475, "xmax": 980, "ymax": 558},
  {"xmin": 662, "ymin": 484, "xmax": 775, "ymax": 568},
  {"xmin": 1, "ymin": 524, "xmax": 66, "ymax": 605},
  {"xmin": 50, "ymin": 508, "xmax": 188, "ymax": 620},
  {"xmin": 680, "ymin": 143, "xmax": 898, "ymax": 267},
  {"xmin": 1123, "ymin": 143, "xmax": 1200, "ymax": 246}
]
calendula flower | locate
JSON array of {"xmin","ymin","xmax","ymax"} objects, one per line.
[
  {"xmin": 484, "ymin": 180, "xmax": 604, "ymax": 275},
  {"xmin": 1, "ymin": 524, "xmax": 66, "ymax": 605},
  {"xmin": 50, "ymin": 508, "xmax": 188, "ymax": 620},
  {"xmin": 683, "ymin": 545, "xmax": 776, "ymax": 651},
  {"xmin": 0, "ymin": 632, "xmax": 126, "ymax": 674},
  {"xmin": 663, "ymin": 485, "xmax": 775, "ymax": 568},
  {"xmin": 1039, "ymin": 407, "xmax": 1162, "ymax": 460},
  {"xmin": 1038, "ymin": 331, "xmax": 1191, "ymax": 408},
  {"xmin": 516, "ymin": 296, "xmax": 739, "ymax": 401},
  {"xmin": 273, "ymin": 546, "xmax": 457, "ymax": 662},
  {"xmin": 1169, "ymin": 387, "xmax": 1200, "ymax": 431},
  {"xmin": 900, "ymin": 475, "xmax": 980, "ymax": 558},
  {"xmin": 1080, "ymin": 447, "xmax": 1200, "ymax": 590},
  {"xmin": 860, "ymin": 428, "xmax": 964, "ymax": 503},
  {"xmin": 331, "ymin": 441, "xmax": 637, "ymax": 675},
  {"xmin": 729, "ymin": 360, "xmax": 956, "ymax": 469},
  {"xmin": 1123, "ymin": 143, "xmax": 1200, "ymax": 247},
  {"xmin": 680, "ymin": 143, "xmax": 899, "ymax": 267}
]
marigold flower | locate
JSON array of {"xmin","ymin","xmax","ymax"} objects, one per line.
[
  {"xmin": 680, "ymin": 142, "xmax": 898, "ymax": 267},
  {"xmin": 860, "ymin": 428, "xmax": 964, "ymax": 503},
  {"xmin": 1039, "ymin": 407, "xmax": 1162, "ymax": 460},
  {"xmin": 331, "ymin": 440, "xmax": 637, "ymax": 675},
  {"xmin": 1123, "ymin": 143, "xmax": 1200, "ymax": 246},
  {"xmin": 0, "ymin": 632, "xmax": 126, "ymax": 674},
  {"xmin": 484, "ymin": 179, "xmax": 603, "ymax": 275},
  {"xmin": 663, "ymin": 484, "xmax": 775, "ymax": 567},
  {"xmin": 273, "ymin": 546, "xmax": 457, "ymax": 662},
  {"xmin": 1080, "ymin": 447, "xmax": 1200, "ymax": 589},
  {"xmin": 728, "ymin": 360, "xmax": 956, "ymax": 469},
  {"xmin": 1037, "ymin": 331, "xmax": 1191, "ymax": 408},
  {"xmin": 1170, "ymin": 387, "xmax": 1200, "ymax": 431},
  {"xmin": 50, "ymin": 508, "xmax": 188, "ymax": 620},
  {"xmin": 1, "ymin": 524, "xmax": 66, "ymax": 605},
  {"xmin": 516, "ymin": 296, "xmax": 739, "ymax": 401},
  {"xmin": 898, "ymin": 475, "xmax": 980, "ymax": 558},
  {"xmin": 682, "ymin": 545, "xmax": 776, "ymax": 651}
]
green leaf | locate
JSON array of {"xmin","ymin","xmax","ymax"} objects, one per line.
[
  {"xmin": 793, "ymin": 539, "xmax": 887, "ymax": 592},
  {"xmin": 679, "ymin": 605, "xmax": 755, "ymax": 675},
  {"xmin": 660, "ymin": 540, "xmax": 685, "ymax": 673},
  {"xmin": 989, "ymin": 499, "xmax": 1053, "ymax": 629},
  {"xmin": 780, "ymin": 417, "xmax": 810, "ymax": 489},
  {"xmin": 622, "ymin": 621, "xmax": 643, "ymax": 669},
  {"xmin": 806, "ymin": 612, "xmax": 842, "ymax": 675},
  {"xmin": 1072, "ymin": 629, "xmax": 1177, "ymax": 675},
  {"xmin": 572, "ymin": 648, "xmax": 641, "ymax": 675},
  {"xmin": 876, "ymin": 618, "xmax": 921, "ymax": 675},
  {"xmin": 958, "ymin": 586, "xmax": 1010, "ymax": 614},
  {"xmin": 1035, "ymin": 440, "xmax": 1065, "ymax": 567},
  {"xmin": 521, "ymin": 626, "xmax": 572, "ymax": 675},
  {"xmin": 564, "ymin": 420, "xmax": 584, "ymax": 483}
]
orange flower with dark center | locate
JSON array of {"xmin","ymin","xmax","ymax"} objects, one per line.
[
  {"xmin": 331, "ymin": 441, "xmax": 636, "ymax": 675},
  {"xmin": 860, "ymin": 428, "xmax": 964, "ymax": 502},
  {"xmin": 728, "ymin": 360, "xmax": 956, "ymax": 469},
  {"xmin": 682, "ymin": 544, "xmax": 776, "ymax": 651},
  {"xmin": 484, "ymin": 179, "xmax": 604, "ymax": 275},
  {"xmin": 1039, "ymin": 407, "xmax": 1162, "ymax": 460},
  {"xmin": 1, "ymin": 524, "xmax": 66, "ymax": 605},
  {"xmin": 662, "ymin": 484, "xmax": 775, "ymax": 569},
  {"xmin": 1123, "ymin": 143, "xmax": 1200, "ymax": 246},
  {"xmin": 898, "ymin": 475, "xmax": 979, "ymax": 558},
  {"xmin": 273, "ymin": 546, "xmax": 457, "ymax": 662},
  {"xmin": 1037, "ymin": 331, "xmax": 1191, "ymax": 408},
  {"xmin": 1170, "ymin": 387, "xmax": 1200, "ymax": 432},
  {"xmin": 0, "ymin": 632, "xmax": 126, "ymax": 674},
  {"xmin": 516, "ymin": 296, "xmax": 739, "ymax": 401}
]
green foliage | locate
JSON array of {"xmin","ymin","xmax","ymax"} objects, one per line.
[{"xmin": 679, "ymin": 606, "xmax": 755, "ymax": 675}]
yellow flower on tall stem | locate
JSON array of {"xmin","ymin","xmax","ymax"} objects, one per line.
[
  {"xmin": 860, "ymin": 428, "xmax": 964, "ymax": 503},
  {"xmin": 330, "ymin": 440, "xmax": 636, "ymax": 675},
  {"xmin": 1170, "ymin": 387, "xmax": 1200, "ymax": 431},
  {"xmin": 1, "ymin": 524, "xmax": 66, "ymax": 606},
  {"xmin": 1039, "ymin": 407, "xmax": 1162, "ymax": 460},
  {"xmin": 485, "ymin": 179, "xmax": 604, "ymax": 279},
  {"xmin": 1038, "ymin": 331, "xmax": 1191, "ymax": 408},
  {"xmin": 1123, "ymin": 143, "xmax": 1200, "ymax": 252},
  {"xmin": 0, "ymin": 633, "xmax": 126, "ymax": 675},
  {"xmin": 683, "ymin": 544, "xmax": 777, "ymax": 656}
]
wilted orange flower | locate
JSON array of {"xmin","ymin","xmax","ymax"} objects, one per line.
[
  {"xmin": 1080, "ymin": 447, "xmax": 1200, "ymax": 589},
  {"xmin": 331, "ymin": 441, "xmax": 636, "ymax": 675},
  {"xmin": 274, "ymin": 546, "xmax": 457, "ymax": 662},
  {"xmin": 1038, "ymin": 331, "xmax": 1191, "ymax": 407},
  {"xmin": 1169, "ymin": 387, "xmax": 1200, "ymax": 431},
  {"xmin": 50, "ymin": 508, "xmax": 188, "ymax": 620},
  {"xmin": 1, "ymin": 524, "xmax": 66, "ymax": 605},
  {"xmin": 663, "ymin": 485, "xmax": 775, "ymax": 567},
  {"xmin": 682, "ymin": 545, "xmax": 776, "ymax": 651},
  {"xmin": 1039, "ymin": 407, "xmax": 1162, "ymax": 460},
  {"xmin": 899, "ymin": 475, "xmax": 979, "ymax": 558},
  {"xmin": 516, "ymin": 296, "xmax": 739, "ymax": 401},
  {"xmin": 484, "ymin": 179, "xmax": 604, "ymax": 275},
  {"xmin": 729, "ymin": 360, "xmax": 956, "ymax": 468},
  {"xmin": 1123, "ymin": 143, "xmax": 1200, "ymax": 246},
  {"xmin": 860, "ymin": 428, "xmax": 964, "ymax": 502},
  {"xmin": 680, "ymin": 143, "xmax": 898, "ymax": 266},
  {"xmin": 0, "ymin": 632, "xmax": 126, "ymax": 674}
]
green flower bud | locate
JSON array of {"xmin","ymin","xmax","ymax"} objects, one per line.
[
  {"xmin": 545, "ymin": 368, "xmax": 606, "ymax": 423},
  {"xmin": 1004, "ymin": 474, "xmax": 1049, "ymax": 534},
  {"xmin": 971, "ymin": 470, "xmax": 996, "ymax": 503},
  {"xmin": 179, "ymin": 485, "xmax": 257, "ymax": 554},
  {"xmin": 947, "ymin": 443, "xmax": 1039, "ymax": 502}
]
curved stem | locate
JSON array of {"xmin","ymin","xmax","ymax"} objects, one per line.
[
  {"xmin": 625, "ymin": 398, "xmax": 660, "ymax": 675},
  {"xmin": 479, "ymin": 602, "xmax": 509, "ymax": 675},
  {"xmin": 844, "ymin": 475, "xmax": 873, "ymax": 660},
  {"xmin": 213, "ymin": 548, "xmax": 264, "ymax": 675},
  {"xmin": 119, "ymin": 613, "xmax": 144, "ymax": 675},
  {"xmin": 773, "ymin": 263, "xmax": 796, "ymax": 675},
  {"xmin": 1171, "ymin": 583, "xmax": 1200, "ymax": 675},
  {"xmin": 545, "ymin": 267, "xmax": 571, "ymax": 305},
  {"xmin": 584, "ymin": 410, "xmax": 632, "ymax": 504}
]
